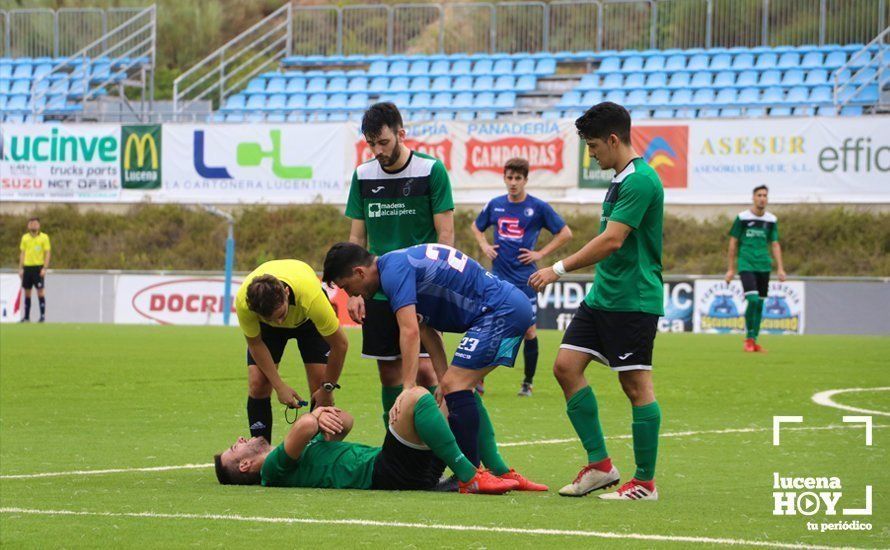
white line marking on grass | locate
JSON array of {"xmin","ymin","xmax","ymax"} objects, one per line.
[
  {"xmin": 2, "ymin": 424, "xmax": 885, "ymax": 480},
  {"xmin": 0, "ymin": 507, "xmax": 866, "ymax": 550},
  {"xmin": 811, "ymin": 387, "xmax": 890, "ymax": 417}
]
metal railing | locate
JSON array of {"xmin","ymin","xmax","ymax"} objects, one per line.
[
  {"xmin": 172, "ymin": 2, "xmax": 292, "ymax": 114},
  {"xmin": 833, "ymin": 25, "xmax": 890, "ymax": 110}
]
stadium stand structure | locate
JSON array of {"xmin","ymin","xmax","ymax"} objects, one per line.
[{"xmin": 0, "ymin": 6, "xmax": 156, "ymax": 122}]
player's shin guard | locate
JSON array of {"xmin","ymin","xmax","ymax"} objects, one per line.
[
  {"xmin": 475, "ymin": 393, "xmax": 509, "ymax": 475},
  {"xmin": 381, "ymin": 385, "xmax": 403, "ymax": 428},
  {"xmin": 247, "ymin": 396, "xmax": 273, "ymax": 443},
  {"xmin": 445, "ymin": 390, "xmax": 481, "ymax": 466},
  {"xmin": 753, "ymin": 297, "xmax": 765, "ymax": 339},
  {"xmin": 523, "ymin": 337, "xmax": 538, "ymax": 385},
  {"xmin": 631, "ymin": 401, "xmax": 661, "ymax": 481},
  {"xmin": 413, "ymin": 393, "xmax": 477, "ymax": 483},
  {"xmin": 744, "ymin": 294, "xmax": 759, "ymax": 339},
  {"xmin": 566, "ymin": 386, "xmax": 608, "ymax": 463}
]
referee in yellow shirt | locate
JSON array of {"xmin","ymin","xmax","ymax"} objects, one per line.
[
  {"xmin": 235, "ymin": 259, "xmax": 349, "ymax": 443},
  {"xmin": 18, "ymin": 217, "xmax": 51, "ymax": 323}
]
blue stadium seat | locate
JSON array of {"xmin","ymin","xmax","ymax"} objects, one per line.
[
  {"xmin": 581, "ymin": 90, "xmax": 604, "ymax": 105},
  {"xmin": 452, "ymin": 76, "xmax": 473, "ymax": 92},
  {"xmin": 286, "ymin": 77, "xmax": 306, "ymax": 93},
  {"xmin": 409, "ymin": 60, "xmax": 430, "ymax": 76},
  {"xmin": 823, "ymin": 51, "xmax": 846, "ymax": 70},
  {"xmin": 366, "ymin": 76, "xmax": 387, "ymax": 93},
  {"xmin": 709, "ymin": 53, "xmax": 731, "ymax": 70},
  {"xmin": 669, "ymin": 89, "xmax": 692, "ymax": 106},
  {"xmin": 841, "ymin": 105, "xmax": 864, "ymax": 116},
  {"xmin": 665, "ymin": 54, "xmax": 686, "ymax": 71},
  {"xmin": 431, "ymin": 76, "xmax": 451, "ymax": 92},
  {"xmin": 0, "ymin": 64, "xmax": 12, "ymax": 79},
  {"xmin": 266, "ymin": 94, "xmax": 287, "ymax": 111},
  {"xmin": 782, "ymin": 70, "xmax": 804, "ymax": 86},
  {"xmin": 348, "ymin": 93, "xmax": 369, "ymax": 109},
  {"xmin": 691, "ymin": 71, "xmax": 712, "ymax": 88},
  {"xmin": 495, "ymin": 92, "xmax": 516, "ymax": 108},
  {"xmin": 622, "ymin": 56, "xmax": 643, "ymax": 72},
  {"xmin": 476, "ymin": 110, "xmax": 497, "ymax": 120},
  {"xmin": 599, "ymin": 57, "xmax": 621, "ymax": 72},
  {"xmin": 327, "ymin": 77, "xmax": 348, "ymax": 92},
  {"xmin": 625, "ymin": 73, "xmax": 645, "ymax": 88},
  {"xmin": 223, "ymin": 94, "xmax": 246, "ymax": 111},
  {"xmin": 453, "ymin": 92, "xmax": 474, "ymax": 108},
  {"xmin": 368, "ymin": 60, "xmax": 388, "ymax": 76},
  {"xmin": 698, "ymin": 108, "xmax": 720, "ymax": 118},
  {"xmin": 389, "ymin": 60, "xmax": 409, "ymax": 76},
  {"xmin": 643, "ymin": 56, "xmax": 665, "ymax": 71},
  {"xmin": 457, "ymin": 110, "xmax": 475, "ymax": 121},
  {"xmin": 410, "ymin": 92, "xmax": 432, "ymax": 108},
  {"xmin": 266, "ymin": 77, "xmax": 286, "ymax": 94},
  {"xmin": 778, "ymin": 52, "xmax": 800, "ymax": 69},
  {"xmin": 852, "ymin": 67, "xmax": 876, "ymax": 84},
  {"xmin": 761, "ymin": 86, "xmax": 785, "ymax": 104},
  {"xmin": 12, "ymin": 64, "xmax": 32, "ymax": 79},
  {"xmin": 602, "ymin": 73, "xmax": 624, "ymax": 89},
  {"xmin": 348, "ymin": 77, "xmax": 368, "ymax": 92},
  {"xmin": 492, "ymin": 59, "xmax": 513, "ymax": 75},
  {"xmin": 645, "ymin": 72, "xmax": 667, "ymax": 88},
  {"xmin": 625, "ymin": 89, "xmax": 647, "ymax": 106},
  {"xmin": 542, "ymin": 110, "xmax": 561, "ymax": 120},
  {"xmin": 632, "ymin": 109, "xmax": 651, "ymax": 119},
  {"xmin": 286, "ymin": 112, "xmax": 306, "ymax": 122},
  {"xmin": 472, "ymin": 59, "xmax": 494, "ymax": 75},
  {"xmin": 494, "ymin": 75, "xmax": 515, "ymax": 91},
  {"xmin": 267, "ymin": 112, "xmax": 286, "ymax": 122},
  {"xmin": 246, "ymin": 93, "xmax": 267, "ymax": 110},
  {"xmin": 652, "ymin": 108, "xmax": 674, "ymax": 119},
  {"xmin": 810, "ymin": 85, "xmax": 832, "ymax": 103},
  {"xmin": 759, "ymin": 70, "xmax": 781, "ymax": 86},
  {"xmin": 515, "ymin": 58, "xmax": 536, "ymax": 75},
  {"xmin": 534, "ymin": 58, "xmax": 556, "ymax": 75},
  {"xmin": 410, "ymin": 77, "xmax": 430, "ymax": 92},
  {"xmin": 816, "ymin": 106, "xmax": 837, "ymax": 116},
  {"xmin": 847, "ymin": 52, "xmax": 873, "ymax": 69},
  {"xmin": 306, "ymin": 77, "xmax": 327, "ymax": 93},
  {"xmin": 286, "ymin": 94, "xmax": 307, "ymax": 109},
  {"xmin": 605, "ymin": 90, "xmax": 626, "ymax": 104},
  {"xmin": 668, "ymin": 72, "xmax": 690, "ymax": 88},
  {"xmin": 648, "ymin": 89, "xmax": 670, "ymax": 106},
  {"xmin": 429, "ymin": 60, "xmax": 450, "ymax": 76},
  {"xmin": 732, "ymin": 53, "xmax": 755, "ymax": 70},
  {"xmin": 435, "ymin": 111, "xmax": 455, "ymax": 121},
  {"xmin": 745, "ymin": 108, "xmax": 766, "ymax": 117},
  {"xmin": 432, "ymin": 92, "xmax": 452, "ymax": 108},
  {"xmin": 473, "ymin": 76, "xmax": 494, "ymax": 91},
  {"xmin": 389, "ymin": 77, "xmax": 409, "ymax": 92},
  {"xmin": 516, "ymin": 75, "xmax": 536, "ymax": 91},
  {"xmin": 692, "ymin": 88, "xmax": 715, "ymax": 105},
  {"xmin": 785, "ymin": 86, "xmax": 809, "ymax": 104},
  {"xmin": 91, "ymin": 62, "xmax": 112, "ymax": 82},
  {"xmin": 714, "ymin": 71, "xmax": 736, "ymax": 87},
  {"xmin": 225, "ymin": 113, "xmax": 244, "ymax": 122},
  {"xmin": 474, "ymin": 92, "xmax": 495, "ymax": 108},
  {"xmin": 0, "ymin": 80, "xmax": 9, "ymax": 94},
  {"xmin": 736, "ymin": 70, "xmax": 758, "ymax": 87},
  {"xmin": 10, "ymin": 80, "xmax": 30, "ymax": 95},
  {"xmin": 246, "ymin": 78, "xmax": 266, "ymax": 94},
  {"xmin": 800, "ymin": 51, "xmax": 824, "ymax": 69},
  {"xmin": 452, "ymin": 60, "xmax": 472, "ymax": 75},
  {"xmin": 755, "ymin": 53, "xmax": 778, "ymax": 69},
  {"xmin": 715, "ymin": 88, "xmax": 738, "ymax": 105},
  {"xmin": 307, "ymin": 93, "xmax": 327, "ymax": 109},
  {"xmin": 327, "ymin": 93, "xmax": 348, "ymax": 109},
  {"xmin": 558, "ymin": 91, "xmax": 582, "ymax": 108},
  {"xmin": 720, "ymin": 107, "xmax": 742, "ymax": 117}
]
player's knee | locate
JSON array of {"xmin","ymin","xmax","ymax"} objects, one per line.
[
  {"xmin": 378, "ymin": 360, "xmax": 402, "ymax": 386},
  {"xmin": 525, "ymin": 325, "xmax": 537, "ymax": 339},
  {"xmin": 403, "ymin": 386, "xmax": 427, "ymax": 408},
  {"xmin": 247, "ymin": 370, "xmax": 273, "ymax": 398},
  {"xmin": 552, "ymin": 360, "xmax": 575, "ymax": 384}
]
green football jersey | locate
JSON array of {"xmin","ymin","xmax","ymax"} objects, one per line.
[
  {"xmin": 260, "ymin": 437, "xmax": 380, "ymax": 489},
  {"xmin": 584, "ymin": 158, "xmax": 664, "ymax": 316},
  {"xmin": 345, "ymin": 151, "xmax": 454, "ymax": 256},
  {"xmin": 729, "ymin": 210, "xmax": 778, "ymax": 272}
]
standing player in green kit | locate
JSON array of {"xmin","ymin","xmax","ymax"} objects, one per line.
[
  {"xmin": 725, "ymin": 185, "xmax": 786, "ymax": 353},
  {"xmin": 530, "ymin": 102, "xmax": 664, "ymax": 500},
  {"xmin": 345, "ymin": 102, "xmax": 454, "ymax": 425}
]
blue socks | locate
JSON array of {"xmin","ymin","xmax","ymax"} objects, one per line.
[
  {"xmin": 445, "ymin": 390, "xmax": 480, "ymax": 466},
  {"xmin": 523, "ymin": 336, "xmax": 538, "ymax": 384}
]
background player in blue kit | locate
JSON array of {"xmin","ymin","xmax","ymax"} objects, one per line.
[
  {"xmin": 472, "ymin": 158, "xmax": 573, "ymax": 396},
  {"xmin": 323, "ymin": 242, "xmax": 548, "ymax": 492}
]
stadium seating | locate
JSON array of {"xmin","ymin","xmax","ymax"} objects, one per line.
[{"xmin": 0, "ymin": 56, "xmax": 151, "ymax": 121}]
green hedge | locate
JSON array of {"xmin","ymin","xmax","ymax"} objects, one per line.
[{"xmin": 2, "ymin": 204, "xmax": 888, "ymax": 276}]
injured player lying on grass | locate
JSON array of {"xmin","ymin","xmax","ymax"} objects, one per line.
[{"xmin": 214, "ymin": 386, "xmax": 519, "ymax": 494}]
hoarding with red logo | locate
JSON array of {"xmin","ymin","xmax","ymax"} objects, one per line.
[{"xmin": 631, "ymin": 125, "xmax": 689, "ymax": 189}]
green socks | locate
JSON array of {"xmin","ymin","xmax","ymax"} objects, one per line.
[
  {"xmin": 753, "ymin": 297, "xmax": 765, "ymax": 338},
  {"xmin": 566, "ymin": 386, "xmax": 608, "ymax": 463},
  {"xmin": 413, "ymin": 393, "xmax": 477, "ymax": 483},
  {"xmin": 475, "ymin": 393, "xmax": 510, "ymax": 475},
  {"xmin": 381, "ymin": 385, "xmax": 403, "ymax": 428},
  {"xmin": 744, "ymin": 294, "xmax": 759, "ymax": 339},
  {"xmin": 631, "ymin": 401, "xmax": 661, "ymax": 481}
]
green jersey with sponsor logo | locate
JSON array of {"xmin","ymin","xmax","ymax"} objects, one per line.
[
  {"xmin": 585, "ymin": 157, "xmax": 664, "ymax": 316},
  {"xmin": 729, "ymin": 210, "xmax": 778, "ymax": 272},
  {"xmin": 260, "ymin": 437, "xmax": 380, "ymax": 489},
  {"xmin": 345, "ymin": 151, "xmax": 454, "ymax": 256}
]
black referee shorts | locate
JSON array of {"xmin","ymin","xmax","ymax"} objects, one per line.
[
  {"xmin": 246, "ymin": 321, "xmax": 329, "ymax": 366},
  {"xmin": 21, "ymin": 266, "xmax": 44, "ymax": 290},
  {"xmin": 739, "ymin": 271, "xmax": 770, "ymax": 298},
  {"xmin": 560, "ymin": 303, "xmax": 658, "ymax": 371}
]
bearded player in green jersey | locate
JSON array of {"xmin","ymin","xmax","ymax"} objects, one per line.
[
  {"xmin": 725, "ymin": 185, "xmax": 786, "ymax": 353},
  {"xmin": 214, "ymin": 386, "xmax": 517, "ymax": 494},
  {"xmin": 530, "ymin": 102, "xmax": 664, "ymax": 501}
]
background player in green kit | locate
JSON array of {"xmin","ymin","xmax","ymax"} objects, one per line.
[
  {"xmin": 530, "ymin": 102, "xmax": 664, "ymax": 501},
  {"xmin": 213, "ymin": 386, "xmax": 518, "ymax": 494},
  {"xmin": 345, "ymin": 102, "xmax": 455, "ymax": 425},
  {"xmin": 725, "ymin": 185, "xmax": 786, "ymax": 353}
]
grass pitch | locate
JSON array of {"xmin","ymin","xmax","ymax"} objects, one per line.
[{"xmin": 1, "ymin": 324, "xmax": 887, "ymax": 548}]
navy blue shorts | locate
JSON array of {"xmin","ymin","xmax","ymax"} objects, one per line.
[{"xmin": 451, "ymin": 286, "xmax": 535, "ymax": 371}]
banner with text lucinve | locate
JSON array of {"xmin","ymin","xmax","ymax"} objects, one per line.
[
  {"xmin": 114, "ymin": 274, "xmax": 356, "ymax": 327},
  {"xmin": 0, "ymin": 124, "xmax": 122, "ymax": 201},
  {"xmin": 160, "ymin": 124, "xmax": 351, "ymax": 203},
  {"xmin": 353, "ymin": 119, "xmax": 579, "ymax": 190}
]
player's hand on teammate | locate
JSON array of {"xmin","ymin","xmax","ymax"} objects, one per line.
[
  {"xmin": 724, "ymin": 269, "xmax": 735, "ymax": 283},
  {"xmin": 528, "ymin": 267, "xmax": 559, "ymax": 292},
  {"xmin": 481, "ymin": 243, "xmax": 499, "ymax": 260},
  {"xmin": 311, "ymin": 406, "xmax": 344, "ymax": 435},
  {"xmin": 433, "ymin": 386, "xmax": 444, "ymax": 407},
  {"xmin": 312, "ymin": 388, "xmax": 334, "ymax": 408},
  {"xmin": 275, "ymin": 383, "xmax": 304, "ymax": 409},
  {"xmin": 347, "ymin": 295, "xmax": 366, "ymax": 324},
  {"xmin": 388, "ymin": 386, "xmax": 414, "ymax": 425},
  {"xmin": 777, "ymin": 268, "xmax": 787, "ymax": 282},
  {"xmin": 518, "ymin": 248, "xmax": 543, "ymax": 264}
]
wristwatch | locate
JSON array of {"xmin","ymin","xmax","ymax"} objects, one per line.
[{"xmin": 322, "ymin": 382, "xmax": 341, "ymax": 393}]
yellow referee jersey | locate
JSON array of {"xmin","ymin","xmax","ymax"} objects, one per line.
[
  {"xmin": 235, "ymin": 259, "xmax": 339, "ymax": 339},
  {"xmin": 20, "ymin": 232, "xmax": 51, "ymax": 266}
]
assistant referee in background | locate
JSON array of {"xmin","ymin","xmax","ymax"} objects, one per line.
[{"xmin": 18, "ymin": 217, "xmax": 51, "ymax": 323}]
